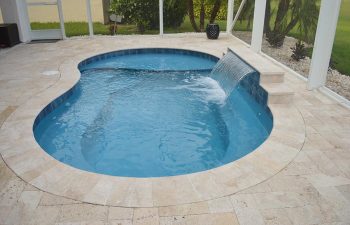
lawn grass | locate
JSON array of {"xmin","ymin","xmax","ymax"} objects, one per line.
[
  {"xmin": 332, "ymin": 0, "xmax": 350, "ymax": 75},
  {"xmin": 31, "ymin": 22, "xmax": 111, "ymax": 36},
  {"xmin": 31, "ymin": 0, "xmax": 349, "ymax": 75},
  {"xmin": 281, "ymin": 0, "xmax": 350, "ymax": 75},
  {"xmin": 31, "ymin": 17, "xmax": 230, "ymax": 36}
]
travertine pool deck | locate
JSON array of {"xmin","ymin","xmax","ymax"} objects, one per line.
[{"xmin": 0, "ymin": 34, "xmax": 349, "ymax": 225}]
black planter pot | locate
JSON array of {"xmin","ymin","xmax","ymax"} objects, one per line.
[
  {"xmin": 206, "ymin": 23, "xmax": 220, "ymax": 40},
  {"xmin": 0, "ymin": 24, "xmax": 20, "ymax": 48}
]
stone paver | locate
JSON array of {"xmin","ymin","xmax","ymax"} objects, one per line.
[{"xmin": 0, "ymin": 34, "xmax": 349, "ymax": 224}]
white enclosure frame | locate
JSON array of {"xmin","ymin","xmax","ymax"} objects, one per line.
[
  {"xmin": 248, "ymin": 0, "xmax": 342, "ymax": 90},
  {"xmin": 86, "ymin": 0, "xmax": 93, "ymax": 37},
  {"xmin": 308, "ymin": 0, "xmax": 342, "ymax": 89},
  {"xmin": 251, "ymin": 0, "xmax": 267, "ymax": 52},
  {"xmin": 226, "ymin": 0, "xmax": 234, "ymax": 34},
  {"xmin": 226, "ymin": 0, "xmax": 343, "ymax": 93},
  {"xmin": 229, "ymin": 0, "xmax": 247, "ymax": 33},
  {"xmin": 159, "ymin": 0, "xmax": 163, "ymax": 35},
  {"xmin": 0, "ymin": 0, "xmax": 343, "ymax": 92},
  {"xmin": 26, "ymin": 0, "xmax": 66, "ymax": 40}
]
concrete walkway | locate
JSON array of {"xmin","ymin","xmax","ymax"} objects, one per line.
[{"xmin": 0, "ymin": 34, "xmax": 349, "ymax": 225}]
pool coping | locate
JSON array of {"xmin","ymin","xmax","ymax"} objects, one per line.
[{"xmin": 0, "ymin": 45, "xmax": 306, "ymax": 207}]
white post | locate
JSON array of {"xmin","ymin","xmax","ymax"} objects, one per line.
[
  {"xmin": 308, "ymin": 0, "xmax": 342, "ymax": 90},
  {"xmin": 159, "ymin": 0, "xmax": 163, "ymax": 35},
  {"xmin": 230, "ymin": 0, "xmax": 247, "ymax": 32},
  {"xmin": 251, "ymin": 0, "xmax": 266, "ymax": 52},
  {"xmin": 57, "ymin": 0, "xmax": 66, "ymax": 39},
  {"xmin": 0, "ymin": 0, "xmax": 31, "ymax": 42},
  {"xmin": 15, "ymin": 0, "xmax": 31, "ymax": 42},
  {"xmin": 86, "ymin": 0, "xmax": 93, "ymax": 36},
  {"xmin": 0, "ymin": 0, "xmax": 17, "ymax": 23},
  {"xmin": 226, "ymin": 0, "xmax": 234, "ymax": 34}
]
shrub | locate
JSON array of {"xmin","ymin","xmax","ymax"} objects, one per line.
[
  {"xmin": 291, "ymin": 40, "xmax": 307, "ymax": 61},
  {"xmin": 265, "ymin": 0, "xmax": 319, "ymax": 47},
  {"xmin": 164, "ymin": 0, "xmax": 188, "ymax": 28},
  {"xmin": 193, "ymin": 0, "xmax": 228, "ymax": 21},
  {"xmin": 329, "ymin": 58, "xmax": 337, "ymax": 71},
  {"xmin": 267, "ymin": 32, "xmax": 287, "ymax": 48},
  {"xmin": 110, "ymin": 0, "xmax": 187, "ymax": 33}
]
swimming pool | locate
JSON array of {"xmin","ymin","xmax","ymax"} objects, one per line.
[{"xmin": 34, "ymin": 48, "xmax": 273, "ymax": 177}]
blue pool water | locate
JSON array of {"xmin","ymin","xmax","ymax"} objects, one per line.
[
  {"xmin": 34, "ymin": 49, "xmax": 272, "ymax": 177},
  {"xmin": 80, "ymin": 52, "xmax": 217, "ymax": 72}
]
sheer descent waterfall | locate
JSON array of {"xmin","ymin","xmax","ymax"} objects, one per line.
[{"xmin": 210, "ymin": 50, "xmax": 256, "ymax": 95}]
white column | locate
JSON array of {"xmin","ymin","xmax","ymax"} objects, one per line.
[
  {"xmin": 251, "ymin": 0, "xmax": 266, "ymax": 52},
  {"xmin": 308, "ymin": 0, "xmax": 342, "ymax": 90},
  {"xmin": 0, "ymin": 0, "xmax": 17, "ymax": 23},
  {"xmin": 86, "ymin": 0, "xmax": 94, "ymax": 36},
  {"xmin": 230, "ymin": 0, "xmax": 247, "ymax": 32},
  {"xmin": 0, "ymin": 0, "xmax": 31, "ymax": 42},
  {"xmin": 16, "ymin": 0, "xmax": 31, "ymax": 42},
  {"xmin": 226, "ymin": 0, "xmax": 234, "ymax": 34},
  {"xmin": 57, "ymin": 0, "xmax": 66, "ymax": 39},
  {"xmin": 159, "ymin": 0, "xmax": 163, "ymax": 35}
]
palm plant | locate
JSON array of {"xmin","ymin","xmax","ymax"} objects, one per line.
[
  {"xmin": 209, "ymin": 0, "xmax": 223, "ymax": 23},
  {"xmin": 187, "ymin": 0, "xmax": 200, "ymax": 31},
  {"xmin": 199, "ymin": 0, "xmax": 206, "ymax": 31},
  {"xmin": 238, "ymin": 0, "xmax": 319, "ymax": 47},
  {"xmin": 265, "ymin": 0, "xmax": 319, "ymax": 47},
  {"xmin": 291, "ymin": 40, "xmax": 307, "ymax": 61},
  {"xmin": 238, "ymin": 0, "xmax": 255, "ymax": 29},
  {"xmin": 110, "ymin": 0, "xmax": 187, "ymax": 33},
  {"xmin": 187, "ymin": 0, "xmax": 225, "ymax": 32}
]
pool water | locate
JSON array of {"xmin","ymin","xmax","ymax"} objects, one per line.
[
  {"xmin": 80, "ymin": 52, "xmax": 216, "ymax": 72},
  {"xmin": 34, "ymin": 50, "xmax": 272, "ymax": 177}
]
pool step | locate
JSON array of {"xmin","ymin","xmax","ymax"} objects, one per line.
[
  {"xmin": 226, "ymin": 47, "xmax": 286, "ymax": 84},
  {"xmin": 261, "ymin": 83, "xmax": 294, "ymax": 104},
  {"xmin": 260, "ymin": 71, "xmax": 285, "ymax": 84},
  {"xmin": 226, "ymin": 47, "xmax": 293, "ymax": 104}
]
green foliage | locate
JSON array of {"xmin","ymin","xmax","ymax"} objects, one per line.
[
  {"xmin": 291, "ymin": 40, "xmax": 307, "ymax": 61},
  {"xmin": 191, "ymin": 0, "xmax": 255, "ymax": 21},
  {"xmin": 164, "ymin": 0, "xmax": 188, "ymax": 28},
  {"xmin": 110, "ymin": 0, "xmax": 157, "ymax": 33},
  {"xmin": 29, "ymin": 0, "xmax": 350, "ymax": 76},
  {"xmin": 295, "ymin": 0, "xmax": 318, "ymax": 43},
  {"xmin": 110, "ymin": 0, "xmax": 187, "ymax": 33},
  {"xmin": 329, "ymin": 58, "xmax": 337, "ymax": 70},
  {"xmin": 266, "ymin": 32, "xmax": 286, "ymax": 47},
  {"xmin": 30, "ymin": 22, "xmax": 110, "ymax": 37},
  {"xmin": 332, "ymin": 0, "xmax": 350, "ymax": 75},
  {"xmin": 266, "ymin": 0, "xmax": 319, "ymax": 47},
  {"xmin": 236, "ymin": 0, "xmax": 255, "ymax": 29},
  {"xmin": 29, "ymin": 17, "xmax": 229, "ymax": 36},
  {"xmin": 193, "ymin": 0, "xmax": 227, "ymax": 20},
  {"xmin": 192, "ymin": 0, "xmax": 255, "ymax": 29}
]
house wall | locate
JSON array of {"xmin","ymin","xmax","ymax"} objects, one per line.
[{"xmin": 27, "ymin": 0, "xmax": 104, "ymax": 23}]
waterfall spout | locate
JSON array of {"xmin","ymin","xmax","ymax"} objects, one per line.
[{"xmin": 210, "ymin": 50, "xmax": 255, "ymax": 95}]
